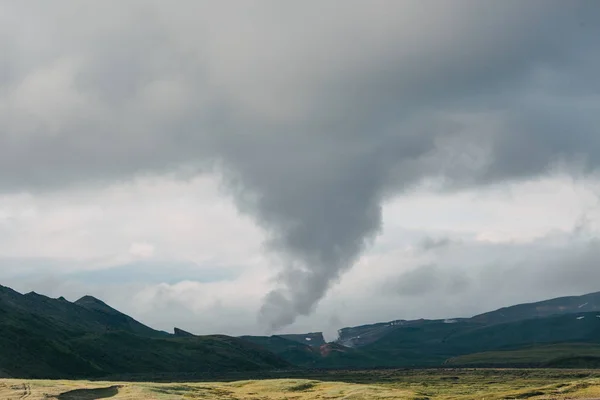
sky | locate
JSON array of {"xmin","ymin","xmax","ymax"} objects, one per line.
[{"xmin": 1, "ymin": 1, "xmax": 600, "ymax": 339}]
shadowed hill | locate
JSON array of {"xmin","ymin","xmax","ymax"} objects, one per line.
[
  {"xmin": 471, "ymin": 291, "xmax": 600, "ymax": 325},
  {"xmin": 446, "ymin": 343, "xmax": 600, "ymax": 367},
  {"xmin": 240, "ymin": 335, "xmax": 381, "ymax": 368},
  {"xmin": 250, "ymin": 290, "xmax": 600, "ymax": 368},
  {"xmin": 336, "ymin": 291, "xmax": 600, "ymax": 351},
  {"xmin": 0, "ymin": 285, "xmax": 166, "ymax": 338},
  {"xmin": 5, "ymin": 283, "xmax": 600, "ymax": 375},
  {"xmin": 0, "ymin": 285, "xmax": 289, "ymax": 379},
  {"xmin": 357, "ymin": 311, "xmax": 600, "ymax": 366},
  {"xmin": 278, "ymin": 332, "xmax": 326, "ymax": 347}
]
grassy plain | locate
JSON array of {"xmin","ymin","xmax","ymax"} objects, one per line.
[
  {"xmin": 3, "ymin": 369, "xmax": 600, "ymax": 399},
  {"xmin": 447, "ymin": 344, "xmax": 600, "ymax": 367}
]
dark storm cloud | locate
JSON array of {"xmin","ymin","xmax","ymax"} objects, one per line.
[{"xmin": 1, "ymin": 1, "xmax": 599, "ymax": 329}]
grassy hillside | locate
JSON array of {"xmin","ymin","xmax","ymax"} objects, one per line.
[
  {"xmin": 241, "ymin": 336, "xmax": 319, "ymax": 366},
  {"xmin": 241, "ymin": 335, "xmax": 381, "ymax": 368},
  {"xmin": 444, "ymin": 311, "xmax": 600, "ymax": 353},
  {"xmin": 67, "ymin": 333, "xmax": 289, "ymax": 377},
  {"xmin": 0, "ymin": 285, "xmax": 289, "ymax": 379},
  {"xmin": 360, "ymin": 312, "xmax": 600, "ymax": 367},
  {"xmin": 359, "ymin": 319, "xmax": 483, "ymax": 366},
  {"xmin": 337, "ymin": 290, "xmax": 600, "ymax": 351},
  {"xmin": 243, "ymin": 309, "xmax": 600, "ymax": 369},
  {"xmin": 471, "ymin": 290, "xmax": 600, "ymax": 325},
  {"xmin": 447, "ymin": 343, "xmax": 600, "ymax": 366},
  {"xmin": 0, "ymin": 285, "xmax": 166, "ymax": 338},
  {"xmin": 278, "ymin": 332, "xmax": 326, "ymax": 347},
  {"xmin": 5, "ymin": 281, "xmax": 600, "ymax": 376}
]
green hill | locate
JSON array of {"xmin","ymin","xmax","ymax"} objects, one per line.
[
  {"xmin": 241, "ymin": 335, "xmax": 319, "ymax": 366},
  {"xmin": 358, "ymin": 311, "xmax": 600, "ymax": 367},
  {"xmin": 470, "ymin": 291, "xmax": 600, "ymax": 325},
  {"xmin": 337, "ymin": 291, "xmax": 600, "ymax": 349},
  {"xmin": 5, "ymin": 282, "xmax": 600, "ymax": 376},
  {"xmin": 0, "ymin": 285, "xmax": 289, "ymax": 379},
  {"xmin": 277, "ymin": 332, "xmax": 326, "ymax": 347},
  {"xmin": 242, "ymin": 292, "xmax": 600, "ymax": 369},
  {"xmin": 0, "ymin": 285, "xmax": 167, "ymax": 338},
  {"xmin": 443, "ymin": 311, "xmax": 600, "ymax": 353},
  {"xmin": 327, "ymin": 291, "xmax": 600, "ymax": 368},
  {"xmin": 446, "ymin": 343, "xmax": 600, "ymax": 366},
  {"xmin": 240, "ymin": 335, "xmax": 382, "ymax": 368}
]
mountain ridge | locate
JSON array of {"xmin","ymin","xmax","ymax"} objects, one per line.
[
  {"xmin": 0, "ymin": 284, "xmax": 289, "ymax": 379},
  {"xmin": 334, "ymin": 290, "xmax": 600, "ymax": 349},
  {"xmin": 244, "ymin": 290, "xmax": 600, "ymax": 368},
  {"xmin": 4, "ymin": 283, "xmax": 600, "ymax": 377}
]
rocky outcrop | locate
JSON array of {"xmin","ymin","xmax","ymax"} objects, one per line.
[{"xmin": 174, "ymin": 327, "xmax": 195, "ymax": 337}]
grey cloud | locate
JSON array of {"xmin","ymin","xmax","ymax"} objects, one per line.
[
  {"xmin": 531, "ymin": 240, "xmax": 600, "ymax": 294},
  {"xmin": 6, "ymin": 234, "xmax": 600, "ymax": 336},
  {"xmin": 418, "ymin": 236, "xmax": 454, "ymax": 252},
  {"xmin": 367, "ymin": 235, "xmax": 600, "ymax": 323},
  {"xmin": 0, "ymin": 257, "xmax": 72, "ymax": 278},
  {"xmin": 1, "ymin": 1, "xmax": 600, "ymax": 330},
  {"xmin": 446, "ymin": 237, "xmax": 600, "ymax": 307},
  {"xmin": 385, "ymin": 264, "xmax": 470, "ymax": 297},
  {"xmin": 386, "ymin": 264, "xmax": 439, "ymax": 296}
]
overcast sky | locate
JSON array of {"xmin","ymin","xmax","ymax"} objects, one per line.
[{"xmin": 1, "ymin": 1, "xmax": 600, "ymax": 339}]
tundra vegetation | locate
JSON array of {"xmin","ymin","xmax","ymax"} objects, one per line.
[{"xmin": 3, "ymin": 369, "xmax": 600, "ymax": 400}]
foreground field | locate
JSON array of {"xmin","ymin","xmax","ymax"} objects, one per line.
[{"xmin": 3, "ymin": 369, "xmax": 600, "ymax": 399}]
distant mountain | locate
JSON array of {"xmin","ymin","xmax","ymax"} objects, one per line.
[
  {"xmin": 337, "ymin": 291, "xmax": 600, "ymax": 350},
  {"xmin": 0, "ymin": 286, "xmax": 166, "ymax": 338},
  {"xmin": 4, "ymin": 283, "xmax": 600, "ymax": 377},
  {"xmin": 247, "ymin": 291, "xmax": 600, "ymax": 369},
  {"xmin": 278, "ymin": 332, "xmax": 326, "ymax": 347},
  {"xmin": 470, "ymin": 291, "xmax": 600, "ymax": 325},
  {"xmin": 357, "ymin": 311, "xmax": 600, "ymax": 367},
  {"xmin": 240, "ymin": 335, "xmax": 381, "ymax": 368},
  {"xmin": 0, "ymin": 284, "xmax": 289, "ymax": 379},
  {"xmin": 336, "ymin": 319, "xmax": 418, "ymax": 348},
  {"xmin": 331, "ymin": 291, "xmax": 600, "ymax": 367}
]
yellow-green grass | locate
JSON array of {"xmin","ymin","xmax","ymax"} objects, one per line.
[
  {"xmin": 3, "ymin": 369, "xmax": 600, "ymax": 399},
  {"xmin": 447, "ymin": 343, "xmax": 600, "ymax": 366}
]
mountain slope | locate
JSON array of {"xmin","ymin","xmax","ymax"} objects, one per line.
[
  {"xmin": 240, "ymin": 335, "xmax": 382, "ymax": 368},
  {"xmin": 446, "ymin": 343, "xmax": 600, "ymax": 367},
  {"xmin": 337, "ymin": 292, "xmax": 600, "ymax": 349},
  {"xmin": 360, "ymin": 311, "xmax": 600, "ymax": 367},
  {"xmin": 0, "ymin": 285, "xmax": 166, "ymax": 338},
  {"xmin": 241, "ymin": 335, "xmax": 321, "ymax": 366},
  {"xmin": 278, "ymin": 332, "xmax": 326, "ymax": 347},
  {"xmin": 330, "ymin": 291, "xmax": 600, "ymax": 367},
  {"xmin": 0, "ymin": 285, "xmax": 289, "ymax": 378},
  {"xmin": 445, "ymin": 311, "xmax": 600, "ymax": 353},
  {"xmin": 5, "ymin": 283, "xmax": 600, "ymax": 375},
  {"xmin": 471, "ymin": 291, "xmax": 600, "ymax": 325}
]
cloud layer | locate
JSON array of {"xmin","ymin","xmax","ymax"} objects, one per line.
[{"xmin": 1, "ymin": 1, "xmax": 600, "ymax": 330}]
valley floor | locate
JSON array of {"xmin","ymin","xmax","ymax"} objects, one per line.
[{"xmin": 3, "ymin": 369, "xmax": 600, "ymax": 399}]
